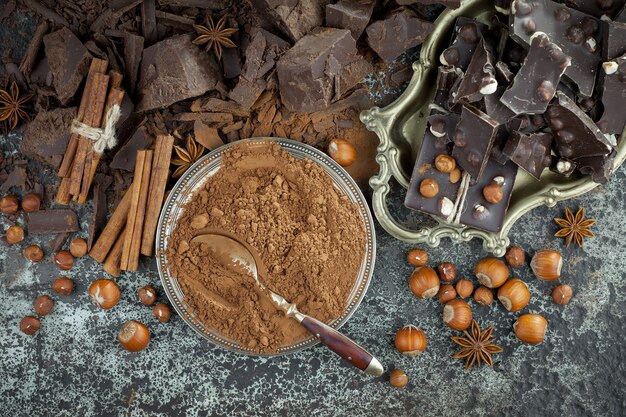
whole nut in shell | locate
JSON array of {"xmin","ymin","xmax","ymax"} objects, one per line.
[
  {"xmin": 327, "ymin": 139, "xmax": 356, "ymax": 167},
  {"xmin": 514, "ymin": 314, "xmax": 548, "ymax": 344},
  {"xmin": 505, "ymin": 246, "xmax": 526, "ymax": 267},
  {"xmin": 69, "ymin": 238, "xmax": 88, "ymax": 258},
  {"xmin": 552, "ymin": 284, "xmax": 573, "ymax": 305},
  {"xmin": 473, "ymin": 286, "xmax": 493, "ymax": 306},
  {"xmin": 497, "ymin": 278, "xmax": 531, "ymax": 312},
  {"xmin": 52, "ymin": 276, "xmax": 75, "ymax": 296},
  {"xmin": 437, "ymin": 262, "xmax": 457, "ymax": 282},
  {"xmin": 434, "ymin": 154, "xmax": 456, "ymax": 173},
  {"xmin": 20, "ymin": 316, "xmax": 41, "ymax": 335},
  {"xmin": 153, "ymin": 303, "xmax": 172, "ymax": 323},
  {"xmin": 21, "ymin": 193, "xmax": 41, "ymax": 213},
  {"xmin": 406, "ymin": 248, "xmax": 428, "ymax": 267},
  {"xmin": 6, "ymin": 225, "xmax": 25, "ymax": 244},
  {"xmin": 138, "ymin": 285, "xmax": 157, "ymax": 306},
  {"xmin": 394, "ymin": 325, "xmax": 427, "ymax": 357},
  {"xmin": 88, "ymin": 279, "xmax": 121, "ymax": 309},
  {"xmin": 437, "ymin": 284, "xmax": 457, "ymax": 304},
  {"xmin": 118, "ymin": 320, "xmax": 150, "ymax": 352},
  {"xmin": 0, "ymin": 195, "xmax": 19, "ymax": 214},
  {"xmin": 408, "ymin": 266, "xmax": 440, "ymax": 299},
  {"xmin": 54, "ymin": 250, "xmax": 74, "ymax": 271},
  {"xmin": 530, "ymin": 250, "xmax": 562, "ymax": 281},
  {"xmin": 389, "ymin": 369, "xmax": 408, "ymax": 388},
  {"xmin": 33, "ymin": 295, "xmax": 54, "ymax": 316},
  {"xmin": 474, "ymin": 258, "xmax": 509, "ymax": 288},
  {"xmin": 419, "ymin": 178, "xmax": 439, "ymax": 198},
  {"xmin": 455, "ymin": 279, "xmax": 474, "ymax": 299},
  {"xmin": 443, "ymin": 299, "xmax": 472, "ymax": 331},
  {"xmin": 23, "ymin": 244, "xmax": 44, "ymax": 262}
]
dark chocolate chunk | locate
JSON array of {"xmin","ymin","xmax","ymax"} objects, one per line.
[
  {"xmin": 0, "ymin": 167, "xmax": 26, "ymax": 193},
  {"xmin": 440, "ymin": 18, "xmax": 488, "ymax": 70},
  {"xmin": 452, "ymin": 104, "xmax": 500, "ymax": 181},
  {"xmin": 458, "ymin": 159, "xmax": 518, "ymax": 233},
  {"xmin": 491, "ymin": 123, "xmax": 517, "ymax": 164},
  {"xmin": 485, "ymin": 87, "xmax": 517, "ymax": 124},
  {"xmin": 510, "ymin": 0, "xmax": 602, "ymax": 97},
  {"xmin": 574, "ymin": 151, "xmax": 615, "ymax": 183},
  {"xmin": 28, "ymin": 209, "xmax": 79, "ymax": 234},
  {"xmin": 550, "ymin": 156, "xmax": 578, "ymax": 176},
  {"xmin": 248, "ymin": 0, "xmax": 325, "ymax": 42},
  {"xmin": 141, "ymin": 0, "xmax": 157, "ymax": 45},
  {"xmin": 277, "ymin": 28, "xmax": 368, "ymax": 112},
  {"xmin": 501, "ymin": 32, "xmax": 571, "ymax": 114},
  {"xmin": 43, "ymin": 27, "xmax": 92, "ymax": 105},
  {"xmin": 21, "ymin": 107, "xmax": 76, "ymax": 169},
  {"xmin": 544, "ymin": 91, "xmax": 614, "ymax": 158},
  {"xmin": 431, "ymin": 66, "xmax": 463, "ymax": 112},
  {"xmin": 110, "ymin": 126, "xmax": 153, "ymax": 171},
  {"xmin": 326, "ymin": 0, "xmax": 375, "ymax": 40},
  {"xmin": 123, "ymin": 32, "xmax": 144, "ymax": 93},
  {"xmin": 557, "ymin": 0, "xmax": 626, "ymax": 19},
  {"xmin": 602, "ymin": 19, "xmax": 626, "ymax": 60},
  {"xmin": 502, "ymin": 131, "xmax": 553, "ymax": 179},
  {"xmin": 597, "ymin": 54, "xmax": 626, "ymax": 134},
  {"xmin": 427, "ymin": 113, "xmax": 460, "ymax": 144},
  {"xmin": 453, "ymin": 38, "xmax": 498, "ymax": 104},
  {"xmin": 365, "ymin": 7, "xmax": 435, "ymax": 63},
  {"xmin": 136, "ymin": 34, "xmax": 219, "ymax": 112}
]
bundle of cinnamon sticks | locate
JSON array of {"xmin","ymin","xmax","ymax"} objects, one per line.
[
  {"xmin": 56, "ymin": 58, "xmax": 125, "ymax": 205},
  {"xmin": 89, "ymin": 135, "xmax": 174, "ymax": 275}
]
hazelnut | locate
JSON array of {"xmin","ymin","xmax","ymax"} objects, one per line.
[
  {"xmin": 327, "ymin": 139, "xmax": 356, "ymax": 167},
  {"xmin": 389, "ymin": 369, "xmax": 408, "ymax": 388},
  {"xmin": 514, "ymin": 314, "xmax": 547, "ymax": 344},
  {"xmin": 474, "ymin": 258, "xmax": 509, "ymax": 288},
  {"xmin": 54, "ymin": 250, "xmax": 74, "ymax": 271},
  {"xmin": 449, "ymin": 167, "xmax": 461, "ymax": 184},
  {"xmin": 33, "ymin": 295, "xmax": 54, "ymax": 316},
  {"xmin": 437, "ymin": 284, "xmax": 457, "ymax": 304},
  {"xmin": 434, "ymin": 154, "xmax": 456, "ymax": 173},
  {"xmin": 497, "ymin": 278, "xmax": 531, "ymax": 312},
  {"xmin": 138, "ymin": 285, "xmax": 157, "ymax": 305},
  {"xmin": 552, "ymin": 284, "xmax": 573, "ymax": 305},
  {"xmin": 443, "ymin": 299, "xmax": 472, "ymax": 331},
  {"xmin": 52, "ymin": 276, "xmax": 75, "ymax": 296},
  {"xmin": 19, "ymin": 316, "xmax": 41, "ymax": 335},
  {"xmin": 530, "ymin": 250, "xmax": 562, "ymax": 281},
  {"xmin": 483, "ymin": 183, "xmax": 503, "ymax": 204},
  {"xmin": 408, "ymin": 266, "xmax": 440, "ymax": 299},
  {"xmin": 473, "ymin": 286, "xmax": 493, "ymax": 306},
  {"xmin": 437, "ymin": 262, "xmax": 457, "ymax": 282},
  {"xmin": 0, "ymin": 194, "xmax": 19, "ymax": 214},
  {"xmin": 419, "ymin": 178, "xmax": 439, "ymax": 198},
  {"xmin": 118, "ymin": 320, "xmax": 150, "ymax": 352},
  {"xmin": 455, "ymin": 279, "xmax": 474, "ymax": 299},
  {"xmin": 5, "ymin": 225, "xmax": 25, "ymax": 244},
  {"xmin": 21, "ymin": 193, "xmax": 41, "ymax": 213},
  {"xmin": 406, "ymin": 248, "xmax": 428, "ymax": 267},
  {"xmin": 153, "ymin": 303, "xmax": 172, "ymax": 323},
  {"xmin": 23, "ymin": 244, "xmax": 44, "ymax": 262},
  {"xmin": 394, "ymin": 325, "xmax": 427, "ymax": 357},
  {"xmin": 88, "ymin": 279, "xmax": 121, "ymax": 309},
  {"xmin": 69, "ymin": 238, "xmax": 88, "ymax": 258},
  {"xmin": 505, "ymin": 246, "xmax": 526, "ymax": 267}
]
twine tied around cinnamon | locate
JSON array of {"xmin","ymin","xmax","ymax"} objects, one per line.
[{"xmin": 70, "ymin": 104, "xmax": 121, "ymax": 154}]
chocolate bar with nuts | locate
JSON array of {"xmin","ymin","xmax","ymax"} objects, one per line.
[
  {"xmin": 502, "ymin": 131, "xmax": 553, "ymax": 179},
  {"xmin": 452, "ymin": 38, "xmax": 498, "ymax": 104},
  {"xmin": 596, "ymin": 54, "xmax": 626, "ymax": 135},
  {"xmin": 427, "ymin": 113, "xmax": 460, "ymax": 145},
  {"xmin": 440, "ymin": 17, "xmax": 488, "ymax": 70},
  {"xmin": 602, "ymin": 19, "xmax": 626, "ymax": 60}
]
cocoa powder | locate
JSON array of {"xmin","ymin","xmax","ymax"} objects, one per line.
[{"xmin": 167, "ymin": 141, "xmax": 367, "ymax": 353}]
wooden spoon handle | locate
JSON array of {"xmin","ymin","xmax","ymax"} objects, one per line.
[{"xmin": 300, "ymin": 315, "xmax": 384, "ymax": 376}]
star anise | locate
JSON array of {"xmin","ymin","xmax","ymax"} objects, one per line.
[
  {"xmin": 0, "ymin": 81, "xmax": 32, "ymax": 131},
  {"xmin": 171, "ymin": 136, "xmax": 205, "ymax": 178},
  {"xmin": 451, "ymin": 320, "xmax": 502, "ymax": 368},
  {"xmin": 554, "ymin": 207, "xmax": 595, "ymax": 247},
  {"xmin": 193, "ymin": 15, "xmax": 237, "ymax": 59}
]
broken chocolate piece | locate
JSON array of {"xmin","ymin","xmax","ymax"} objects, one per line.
[
  {"xmin": 141, "ymin": 0, "xmax": 157, "ymax": 44},
  {"xmin": 574, "ymin": 151, "xmax": 615, "ymax": 183},
  {"xmin": 43, "ymin": 27, "xmax": 92, "ymax": 105},
  {"xmin": 452, "ymin": 104, "xmax": 500, "ymax": 181},
  {"xmin": 440, "ymin": 18, "xmax": 488, "ymax": 70},
  {"xmin": 502, "ymin": 131, "xmax": 553, "ymax": 179},
  {"xmin": 136, "ymin": 34, "xmax": 219, "ymax": 112},
  {"xmin": 431, "ymin": 66, "xmax": 463, "ymax": 112},
  {"xmin": 558, "ymin": 0, "xmax": 626, "ymax": 19},
  {"xmin": 453, "ymin": 38, "xmax": 498, "ymax": 103},
  {"xmin": 123, "ymin": 33, "xmax": 144, "ymax": 92},
  {"xmin": 510, "ymin": 0, "xmax": 602, "ymax": 97},
  {"xmin": 427, "ymin": 113, "xmax": 460, "ymax": 144},
  {"xmin": 1, "ymin": 167, "xmax": 26, "ymax": 193},
  {"xmin": 602, "ymin": 19, "xmax": 626, "ymax": 60},
  {"xmin": 597, "ymin": 54, "xmax": 626, "ymax": 134},
  {"xmin": 194, "ymin": 120, "xmax": 224, "ymax": 150},
  {"xmin": 110, "ymin": 126, "xmax": 153, "ymax": 171},
  {"xmin": 28, "ymin": 209, "xmax": 79, "ymax": 234},
  {"xmin": 550, "ymin": 156, "xmax": 578, "ymax": 176},
  {"xmin": 485, "ymin": 87, "xmax": 516, "ymax": 124},
  {"xmin": 501, "ymin": 32, "xmax": 571, "ymax": 114},
  {"xmin": 365, "ymin": 7, "xmax": 435, "ymax": 63},
  {"xmin": 249, "ymin": 0, "xmax": 326, "ymax": 42},
  {"xmin": 326, "ymin": 0, "xmax": 375, "ymax": 40},
  {"xmin": 544, "ymin": 91, "xmax": 614, "ymax": 158},
  {"xmin": 21, "ymin": 107, "xmax": 76, "ymax": 169}
]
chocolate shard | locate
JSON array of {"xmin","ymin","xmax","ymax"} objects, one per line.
[
  {"xmin": 502, "ymin": 131, "xmax": 553, "ymax": 179},
  {"xmin": 597, "ymin": 54, "xmax": 626, "ymax": 134},
  {"xmin": 510, "ymin": 0, "xmax": 602, "ymax": 97},
  {"xmin": 277, "ymin": 28, "xmax": 367, "ymax": 112},
  {"xmin": 453, "ymin": 38, "xmax": 498, "ymax": 104},
  {"xmin": 440, "ymin": 17, "xmax": 489, "ymax": 70},
  {"xmin": 110, "ymin": 126, "xmax": 153, "ymax": 171},
  {"xmin": 602, "ymin": 19, "xmax": 626, "ymax": 60},
  {"xmin": 495, "ymin": 60, "xmax": 515, "ymax": 82},
  {"xmin": 43, "ymin": 27, "xmax": 92, "ymax": 105},
  {"xmin": 326, "ymin": 0, "xmax": 375, "ymax": 40},
  {"xmin": 365, "ymin": 7, "xmax": 435, "ymax": 63},
  {"xmin": 430, "ymin": 66, "xmax": 463, "ymax": 112},
  {"xmin": 141, "ymin": 0, "xmax": 157, "ymax": 45},
  {"xmin": 501, "ymin": 31, "xmax": 571, "ymax": 114},
  {"xmin": 544, "ymin": 91, "xmax": 614, "ymax": 158},
  {"xmin": 1, "ymin": 167, "xmax": 26, "ymax": 193},
  {"xmin": 557, "ymin": 0, "xmax": 626, "ymax": 19},
  {"xmin": 574, "ymin": 151, "xmax": 615, "ymax": 183},
  {"xmin": 452, "ymin": 104, "xmax": 500, "ymax": 181},
  {"xmin": 122, "ymin": 32, "xmax": 144, "ymax": 92},
  {"xmin": 458, "ymin": 159, "xmax": 518, "ymax": 233},
  {"xmin": 248, "ymin": 0, "xmax": 326, "ymax": 42},
  {"xmin": 484, "ymin": 87, "xmax": 516, "ymax": 124},
  {"xmin": 28, "ymin": 209, "xmax": 80, "ymax": 234},
  {"xmin": 194, "ymin": 120, "xmax": 224, "ymax": 150},
  {"xmin": 550, "ymin": 156, "xmax": 578, "ymax": 177},
  {"xmin": 136, "ymin": 34, "xmax": 219, "ymax": 112},
  {"xmin": 21, "ymin": 107, "xmax": 76, "ymax": 169}
]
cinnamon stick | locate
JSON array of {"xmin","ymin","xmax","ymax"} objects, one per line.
[
  {"xmin": 103, "ymin": 228, "xmax": 125, "ymax": 277},
  {"xmin": 89, "ymin": 184, "xmax": 134, "ymax": 263},
  {"xmin": 140, "ymin": 135, "xmax": 174, "ymax": 256},
  {"xmin": 120, "ymin": 150, "xmax": 153, "ymax": 271}
]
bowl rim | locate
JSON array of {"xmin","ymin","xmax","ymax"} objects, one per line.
[{"xmin": 155, "ymin": 137, "xmax": 377, "ymax": 356}]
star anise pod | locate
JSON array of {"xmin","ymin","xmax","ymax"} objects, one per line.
[
  {"xmin": 554, "ymin": 207, "xmax": 595, "ymax": 247},
  {"xmin": 0, "ymin": 81, "xmax": 32, "ymax": 131},
  {"xmin": 193, "ymin": 15, "xmax": 237, "ymax": 59},
  {"xmin": 451, "ymin": 320, "xmax": 502, "ymax": 368},
  {"xmin": 171, "ymin": 136, "xmax": 205, "ymax": 178}
]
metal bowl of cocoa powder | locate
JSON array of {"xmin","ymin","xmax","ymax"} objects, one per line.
[{"xmin": 156, "ymin": 138, "xmax": 376, "ymax": 356}]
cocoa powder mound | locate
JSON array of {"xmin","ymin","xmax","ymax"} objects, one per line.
[{"xmin": 167, "ymin": 141, "xmax": 367, "ymax": 353}]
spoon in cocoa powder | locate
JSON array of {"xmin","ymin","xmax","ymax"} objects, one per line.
[{"xmin": 191, "ymin": 233, "xmax": 384, "ymax": 377}]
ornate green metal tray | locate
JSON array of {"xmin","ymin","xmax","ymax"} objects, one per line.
[{"xmin": 361, "ymin": 0, "xmax": 626, "ymax": 256}]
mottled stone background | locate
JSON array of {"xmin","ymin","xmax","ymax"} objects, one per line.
[{"xmin": 1, "ymin": 3, "xmax": 625, "ymax": 416}]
